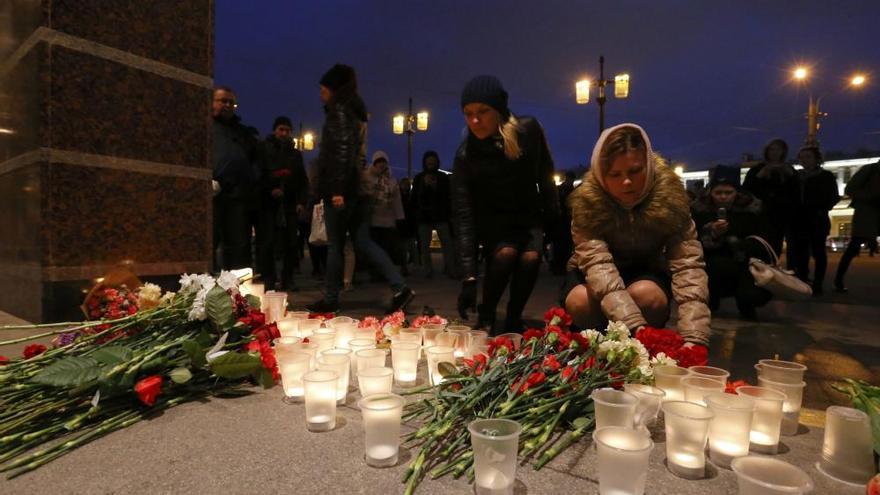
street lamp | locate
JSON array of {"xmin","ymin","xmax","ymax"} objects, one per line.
[
  {"xmin": 293, "ymin": 122, "xmax": 315, "ymax": 151},
  {"xmin": 392, "ymin": 97, "xmax": 429, "ymax": 179},
  {"xmin": 792, "ymin": 65, "xmax": 867, "ymax": 146},
  {"xmin": 575, "ymin": 55, "xmax": 630, "ymax": 135}
]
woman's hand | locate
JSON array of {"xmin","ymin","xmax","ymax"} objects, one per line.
[{"xmin": 709, "ymin": 219, "xmax": 729, "ymax": 236}]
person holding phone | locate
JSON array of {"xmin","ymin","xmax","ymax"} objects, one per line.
[{"xmin": 691, "ymin": 165, "xmax": 772, "ymax": 320}]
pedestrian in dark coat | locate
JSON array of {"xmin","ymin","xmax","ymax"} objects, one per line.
[
  {"xmin": 411, "ymin": 151, "xmax": 457, "ymax": 278},
  {"xmin": 790, "ymin": 146, "xmax": 840, "ymax": 295},
  {"xmin": 453, "ymin": 75, "xmax": 559, "ymax": 333},
  {"xmin": 834, "ymin": 159, "xmax": 880, "ymax": 292}
]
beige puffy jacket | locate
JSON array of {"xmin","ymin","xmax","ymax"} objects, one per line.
[{"xmin": 567, "ymin": 127, "xmax": 710, "ymax": 345}]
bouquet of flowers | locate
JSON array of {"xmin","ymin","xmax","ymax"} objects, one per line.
[
  {"xmin": 400, "ymin": 308, "xmax": 655, "ymax": 494},
  {"xmin": 0, "ymin": 271, "xmax": 278, "ymax": 478}
]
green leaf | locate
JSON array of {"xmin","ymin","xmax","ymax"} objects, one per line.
[
  {"xmin": 210, "ymin": 352, "xmax": 261, "ymax": 379},
  {"xmin": 195, "ymin": 329, "xmax": 214, "ymax": 348},
  {"xmin": 91, "ymin": 346, "xmax": 133, "ymax": 366},
  {"xmin": 169, "ymin": 367, "xmax": 193, "ymax": 384},
  {"xmin": 205, "ymin": 285, "xmax": 235, "ymax": 330},
  {"xmin": 438, "ymin": 362, "xmax": 458, "ymax": 378},
  {"xmin": 245, "ymin": 294, "xmax": 261, "ymax": 309},
  {"xmin": 140, "ymin": 357, "xmax": 168, "ymax": 375},
  {"xmin": 253, "ymin": 367, "xmax": 275, "ymax": 389},
  {"xmin": 31, "ymin": 357, "xmax": 102, "ymax": 388},
  {"xmin": 571, "ymin": 417, "xmax": 592, "ymax": 430},
  {"xmin": 182, "ymin": 340, "xmax": 207, "ymax": 368},
  {"xmin": 98, "ymin": 371, "xmax": 135, "ymax": 398}
]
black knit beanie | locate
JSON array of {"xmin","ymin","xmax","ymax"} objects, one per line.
[
  {"xmin": 460, "ymin": 75, "xmax": 509, "ymax": 118},
  {"xmin": 708, "ymin": 165, "xmax": 742, "ymax": 189},
  {"xmin": 273, "ymin": 115, "xmax": 292, "ymax": 130},
  {"xmin": 320, "ymin": 64, "xmax": 357, "ymax": 93}
]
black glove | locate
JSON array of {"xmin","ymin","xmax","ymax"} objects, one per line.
[{"xmin": 457, "ymin": 279, "xmax": 478, "ymax": 320}]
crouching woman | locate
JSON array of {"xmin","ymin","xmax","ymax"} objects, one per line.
[{"xmin": 563, "ymin": 123, "xmax": 711, "ymax": 349}]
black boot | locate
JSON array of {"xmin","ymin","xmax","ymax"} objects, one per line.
[{"xmin": 476, "ymin": 304, "xmax": 496, "ymax": 334}]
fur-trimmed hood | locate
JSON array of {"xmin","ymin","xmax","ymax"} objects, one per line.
[{"xmin": 570, "ymin": 160, "xmax": 692, "ymax": 242}]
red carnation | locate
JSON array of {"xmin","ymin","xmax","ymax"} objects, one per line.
[
  {"xmin": 134, "ymin": 375, "xmax": 163, "ymax": 406},
  {"xmin": 542, "ymin": 354, "xmax": 562, "ymax": 372},
  {"xmin": 543, "ymin": 307, "xmax": 573, "ymax": 328},
  {"xmin": 523, "ymin": 328, "xmax": 545, "ymax": 342},
  {"xmin": 561, "ymin": 366, "xmax": 578, "ymax": 383},
  {"xmin": 23, "ymin": 344, "xmax": 47, "ymax": 360},
  {"xmin": 238, "ymin": 309, "xmax": 266, "ymax": 330},
  {"xmin": 0, "ymin": 356, "xmax": 8, "ymax": 366},
  {"xmin": 570, "ymin": 332, "xmax": 590, "ymax": 353},
  {"xmin": 271, "ymin": 169, "xmax": 293, "ymax": 178},
  {"xmin": 521, "ymin": 371, "xmax": 546, "ymax": 393},
  {"xmin": 251, "ymin": 322, "xmax": 280, "ymax": 343},
  {"xmin": 670, "ymin": 344, "xmax": 708, "ymax": 368},
  {"xmin": 725, "ymin": 379, "xmax": 749, "ymax": 394},
  {"xmin": 246, "ymin": 340, "xmax": 280, "ymax": 382}
]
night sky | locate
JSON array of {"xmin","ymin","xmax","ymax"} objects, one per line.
[{"xmin": 215, "ymin": 1, "xmax": 880, "ymax": 175}]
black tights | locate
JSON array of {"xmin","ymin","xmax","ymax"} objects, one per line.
[{"xmin": 480, "ymin": 247, "xmax": 541, "ymax": 332}]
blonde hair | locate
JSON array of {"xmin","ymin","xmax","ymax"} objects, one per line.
[
  {"xmin": 499, "ymin": 114, "xmax": 523, "ymax": 160},
  {"xmin": 598, "ymin": 126, "xmax": 647, "ymax": 176}
]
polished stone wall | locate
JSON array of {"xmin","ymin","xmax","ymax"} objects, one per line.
[{"xmin": 0, "ymin": 1, "xmax": 214, "ymax": 322}]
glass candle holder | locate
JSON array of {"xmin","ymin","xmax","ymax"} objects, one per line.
[
  {"xmin": 303, "ymin": 370, "xmax": 337, "ymax": 432},
  {"xmin": 396, "ymin": 330, "xmax": 423, "ymax": 359},
  {"xmin": 278, "ymin": 352, "xmax": 311, "ymax": 403},
  {"xmin": 332, "ymin": 322, "xmax": 357, "ymax": 350},
  {"xmin": 356, "ymin": 348, "xmax": 387, "ymax": 372},
  {"xmin": 276, "ymin": 317, "xmax": 301, "ymax": 338},
  {"xmin": 391, "ymin": 342, "xmax": 419, "ymax": 387},
  {"xmin": 291, "ymin": 341, "xmax": 319, "ymax": 369},
  {"xmin": 755, "ymin": 359, "xmax": 807, "ymax": 384},
  {"xmin": 469, "ymin": 418, "xmax": 522, "ymax": 495},
  {"xmin": 296, "ymin": 319, "xmax": 322, "ymax": 338},
  {"xmin": 317, "ymin": 353, "xmax": 350, "ymax": 405},
  {"xmin": 446, "ymin": 326, "xmax": 471, "ymax": 358},
  {"xmin": 348, "ymin": 338, "xmax": 376, "ymax": 374},
  {"xmin": 688, "ymin": 365, "xmax": 730, "ymax": 385},
  {"xmin": 592, "ymin": 388, "xmax": 639, "ymax": 430},
  {"xmin": 731, "ymin": 457, "xmax": 814, "ymax": 495},
  {"xmin": 704, "ymin": 392, "xmax": 755, "ymax": 469},
  {"xmin": 736, "ymin": 386, "xmax": 786, "ymax": 454},
  {"xmin": 262, "ymin": 291, "xmax": 288, "ymax": 323},
  {"xmin": 272, "ymin": 336, "xmax": 302, "ymax": 358},
  {"xmin": 421, "ymin": 323, "xmax": 446, "ymax": 348},
  {"xmin": 654, "ymin": 365, "xmax": 690, "ymax": 401},
  {"xmin": 756, "ymin": 376, "xmax": 805, "ymax": 436},
  {"xmin": 624, "ymin": 384, "xmax": 666, "ymax": 431},
  {"xmin": 593, "ymin": 426, "xmax": 654, "ymax": 495},
  {"xmin": 357, "ymin": 367, "xmax": 394, "ymax": 397},
  {"xmin": 495, "ymin": 332, "xmax": 523, "ymax": 351},
  {"xmin": 358, "ymin": 394, "xmax": 406, "ymax": 467},
  {"xmin": 310, "ymin": 332, "xmax": 335, "ymax": 354},
  {"xmin": 662, "ymin": 401, "xmax": 714, "ymax": 479},
  {"xmin": 425, "ymin": 345, "xmax": 455, "ymax": 386},
  {"xmin": 682, "ymin": 376, "xmax": 724, "ymax": 406},
  {"xmin": 468, "ymin": 330, "xmax": 489, "ymax": 358},
  {"xmin": 817, "ymin": 406, "xmax": 876, "ymax": 486}
]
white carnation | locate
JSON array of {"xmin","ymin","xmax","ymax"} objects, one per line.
[
  {"xmin": 216, "ymin": 270, "xmax": 240, "ymax": 293},
  {"xmin": 580, "ymin": 329, "xmax": 604, "ymax": 345},
  {"xmin": 187, "ymin": 286, "xmax": 210, "ymax": 321},
  {"xmin": 159, "ymin": 291, "xmax": 176, "ymax": 305},
  {"xmin": 605, "ymin": 321, "xmax": 630, "ymax": 341},
  {"xmin": 137, "ymin": 283, "xmax": 162, "ymax": 309},
  {"xmin": 650, "ymin": 352, "xmax": 678, "ymax": 367}
]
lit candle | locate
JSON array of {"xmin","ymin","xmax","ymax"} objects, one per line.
[
  {"xmin": 310, "ymin": 333, "xmax": 335, "ymax": 355},
  {"xmin": 262, "ymin": 291, "xmax": 287, "ymax": 323},
  {"xmin": 348, "ymin": 338, "xmax": 376, "ymax": 375},
  {"xmin": 662, "ymin": 401, "xmax": 713, "ymax": 479},
  {"xmin": 278, "ymin": 352, "xmax": 310, "ymax": 403},
  {"xmin": 358, "ymin": 394, "xmax": 406, "ymax": 467},
  {"xmin": 420, "ymin": 323, "xmax": 446, "ymax": 348},
  {"xmin": 303, "ymin": 370, "xmax": 337, "ymax": 432},
  {"xmin": 624, "ymin": 384, "xmax": 666, "ymax": 431},
  {"xmin": 591, "ymin": 388, "xmax": 639, "ymax": 430},
  {"xmin": 296, "ymin": 319, "xmax": 321, "ymax": 338},
  {"xmin": 469, "ymin": 419, "xmax": 522, "ymax": 494},
  {"xmin": 704, "ymin": 392, "xmax": 755, "ymax": 468},
  {"xmin": 755, "ymin": 359, "xmax": 807, "ymax": 384},
  {"xmin": 682, "ymin": 377, "xmax": 724, "ymax": 406},
  {"xmin": 654, "ymin": 365, "xmax": 690, "ymax": 402},
  {"xmin": 357, "ymin": 367, "xmax": 394, "ymax": 397},
  {"xmin": 593, "ymin": 426, "xmax": 653, "ymax": 494},
  {"xmin": 391, "ymin": 342, "xmax": 419, "ymax": 387},
  {"xmin": 276, "ymin": 317, "xmax": 300, "ymax": 338},
  {"xmin": 425, "ymin": 346, "xmax": 455, "ymax": 386},
  {"xmin": 757, "ymin": 376, "xmax": 805, "ymax": 436},
  {"xmin": 356, "ymin": 348, "xmax": 387, "ymax": 373},
  {"xmin": 317, "ymin": 351, "xmax": 351, "ymax": 405},
  {"xmin": 446, "ymin": 325, "xmax": 472, "ymax": 358},
  {"xmin": 687, "ymin": 365, "xmax": 730, "ymax": 385},
  {"xmin": 735, "ymin": 386, "xmax": 786, "ymax": 454},
  {"xmin": 467, "ymin": 330, "xmax": 489, "ymax": 359}
]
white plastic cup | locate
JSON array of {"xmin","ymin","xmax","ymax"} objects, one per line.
[
  {"xmin": 816, "ymin": 406, "xmax": 877, "ymax": 486},
  {"xmin": 757, "ymin": 376, "xmax": 805, "ymax": 436},
  {"xmin": 348, "ymin": 338, "xmax": 377, "ymax": 374},
  {"xmin": 662, "ymin": 401, "xmax": 714, "ymax": 479},
  {"xmin": 356, "ymin": 348, "xmax": 387, "ymax": 373},
  {"xmin": 682, "ymin": 376, "xmax": 725, "ymax": 406},
  {"xmin": 654, "ymin": 365, "xmax": 690, "ymax": 401},
  {"xmin": 425, "ymin": 345, "xmax": 455, "ymax": 386},
  {"xmin": 468, "ymin": 330, "xmax": 490, "ymax": 358},
  {"xmin": 755, "ymin": 359, "xmax": 807, "ymax": 384},
  {"xmin": 624, "ymin": 384, "xmax": 666, "ymax": 431},
  {"xmin": 291, "ymin": 341, "xmax": 319, "ymax": 369},
  {"xmin": 592, "ymin": 388, "xmax": 639, "ymax": 430},
  {"xmin": 357, "ymin": 367, "xmax": 394, "ymax": 397},
  {"xmin": 262, "ymin": 291, "xmax": 287, "ymax": 323},
  {"xmin": 446, "ymin": 326, "xmax": 471, "ymax": 358},
  {"xmin": 435, "ymin": 331, "xmax": 458, "ymax": 348},
  {"xmin": 272, "ymin": 336, "xmax": 302, "ymax": 357},
  {"xmin": 420, "ymin": 324, "xmax": 445, "ymax": 348},
  {"xmin": 310, "ymin": 332, "xmax": 335, "ymax": 354},
  {"xmin": 333, "ymin": 322, "xmax": 357, "ymax": 350},
  {"xmin": 469, "ymin": 418, "xmax": 522, "ymax": 495},
  {"xmin": 303, "ymin": 370, "xmax": 337, "ymax": 432},
  {"xmin": 391, "ymin": 342, "xmax": 419, "ymax": 387},
  {"xmin": 688, "ymin": 365, "xmax": 730, "ymax": 385},
  {"xmin": 277, "ymin": 351, "xmax": 311, "ymax": 403},
  {"xmin": 358, "ymin": 393, "xmax": 406, "ymax": 467},
  {"xmin": 704, "ymin": 392, "xmax": 755, "ymax": 469},
  {"xmin": 736, "ymin": 386, "xmax": 786, "ymax": 454},
  {"xmin": 276, "ymin": 317, "xmax": 301, "ymax": 338},
  {"xmin": 494, "ymin": 332, "xmax": 523, "ymax": 351},
  {"xmin": 317, "ymin": 352, "xmax": 350, "ymax": 405},
  {"xmin": 731, "ymin": 456, "xmax": 814, "ymax": 494},
  {"xmin": 296, "ymin": 318, "xmax": 322, "ymax": 338},
  {"xmin": 593, "ymin": 426, "xmax": 653, "ymax": 495}
]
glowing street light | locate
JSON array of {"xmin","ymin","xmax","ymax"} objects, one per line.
[
  {"xmin": 574, "ymin": 55, "xmax": 631, "ymax": 134},
  {"xmin": 791, "ymin": 64, "xmax": 867, "ymax": 146},
  {"xmin": 416, "ymin": 111, "xmax": 429, "ymax": 131},
  {"xmin": 851, "ymin": 74, "xmax": 866, "ymax": 87},
  {"xmin": 392, "ymin": 97, "xmax": 429, "ymax": 179},
  {"xmin": 575, "ymin": 79, "xmax": 591, "ymax": 104},
  {"xmin": 793, "ymin": 66, "xmax": 809, "ymax": 81}
]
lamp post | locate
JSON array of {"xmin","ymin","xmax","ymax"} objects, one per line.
[
  {"xmin": 792, "ymin": 66, "xmax": 867, "ymax": 147},
  {"xmin": 575, "ymin": 55, "xmax": 630, "ymax": 135},
  {"xmin": 393, "ymin": 97, "xmax": 429, "ymax": 179},
  {"xmin": 293, "ymin": 122, "xmax": 315, "ymax": 151}
]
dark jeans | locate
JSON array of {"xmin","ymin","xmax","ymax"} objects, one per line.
[
  {"xmin": 324, "ymin": 198, "xmax": 404, "ymax": 303},
  {"xmin": 213, "ymin": 195, "xmax": 251, "ymax": 270},
  {"xmin": 258, "ymin": 203, "xmax": 300, "ymax": 288},
  {"xmin": 835, "ymin": 236, "xmax": 869, "ymax": 287},
  {"xmin": 792, "ymin": 231, "xmax": 829, "ymax": 289}
]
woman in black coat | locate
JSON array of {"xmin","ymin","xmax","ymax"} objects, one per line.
[{"xmin": 453, "ymin": 75, "xmax": 559, "ymax": 333}]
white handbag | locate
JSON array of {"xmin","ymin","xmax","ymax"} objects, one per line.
[
  {"xmin": 308, "ymin": 201, "xmax": 328, "ymax": 246},
  {"xmin": 746, "ymin": 236, "xmax": 812, "ymax": 300}
]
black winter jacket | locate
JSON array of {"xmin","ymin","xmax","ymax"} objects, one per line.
[
  {"xmin": 411, "ymin": 169, "xmax": 452, "ymax": 223},
  {"xmin": 259, "ymin": 135, "xmax": 309, "ymax": 207},
  {"xmin": 452, "ymin": 116, "xmax": 559, "ymax": 278},
  {"xmin": 212, "ymin": 116, "xmax": 260, "ymax": 197},
  {"xmin": 315, "ymin": 93, "xmax": 368, "ymax": 200}
]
